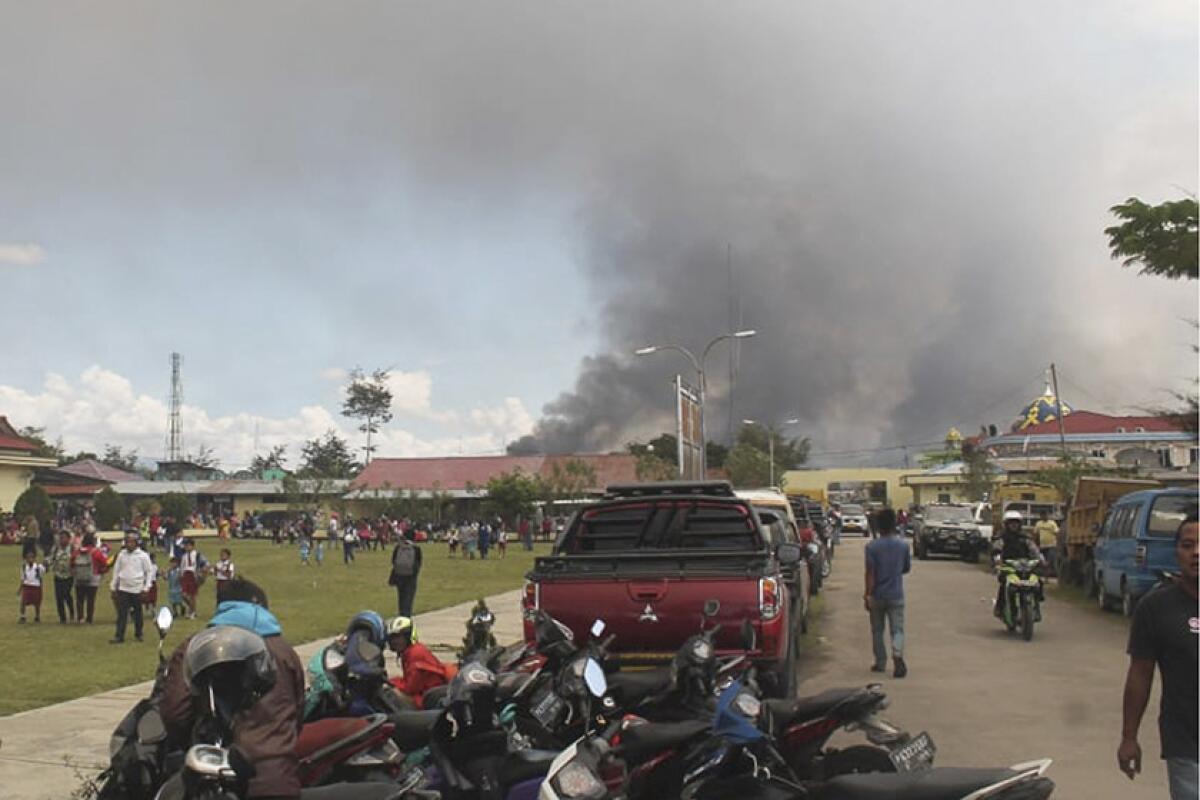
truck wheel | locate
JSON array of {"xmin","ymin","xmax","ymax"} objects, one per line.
[
  {"xmin": 823, "ymin": 745, "xmax": 897, "ymax": 778},
  {"xmin": 767, "ymin": 630, "xmax": 798, "ymax": 699},
  {"xmin": 1097, "ymin": 575, "xmax": 1117, "ymax": 612},
  {"xmin": 1081, "ymin": 561, "xmax": 1095, "ymax": 597}
]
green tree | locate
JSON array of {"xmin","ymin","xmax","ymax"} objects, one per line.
[
  {"xmin": 725, "ymin": 442, "xmax": 774, "ymax": 488},
  {"xmin": 1105, "ymin": 197, "xmax": 1198, "ymax": 280},
  {"xmin": 101, "ymin": 444, "xmax": 140, "ymax": 473},
  {"xmin": 484, "ymin": 469, "xmax": 540, "ymax": 524},
  {"xmin": 249, "ymin": 444, "xmax": 288, "ymax": 476},
  {"xmin": 635, "ymin": 453, "xmax": 677, "ymax": 481},
  {"xmin": 705, "ymin": 441, "xmax": 730, "ymax": 469},
  {"xmin": 298, "ymin": 430, "xmax": 361, "ymax": 479},
  {"xmin": 17, "ymin": 426, "xmax": 64, "ymax": 462},
  {"xmin": 539, "ymin": 458, "xmax": 598, "ymax": 504},
  {"xmin": 93, "ymin": 486, "xmax": 127, "ymax": 531},
  {"xmin": 959, "ymin": 446, "xmax": 998, "ymax": 502},
  {"xmin": 282, "ymin": 474, "xmax": 331, "ymax": 516},
  {"xmin": 342, "ymin": 368, "xmax": 394, "ymax": 463},
  {"xmin": 158, "ymin": 492, "xmax": 192, "ymax": 524},
  {"xmin": 14, "ymin": 485, "xmax": 52, "ymax": 530},
  {"xmin": 187, "ymin": 444, "xmax": 218, "ymax": 469}
]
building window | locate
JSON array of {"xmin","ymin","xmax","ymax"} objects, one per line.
[
  {"xmin": 1191, "ymin": 447, "xmax": 1199, "ymax": 466},
  {"xmin": 1135, "ymin": 426, "xmax": 1145, "ymax": 433},
  {"xmin": 937, "ymin": 493, "xmax": 952, "ymax": 503},
  {"xmin": 1158, "ymin": 448, "xmax": 1173, "ymax": 469},
  {"xmin": 1090, "ymin": 448, "xmax": 1106, "ymax": 458},
  {"xmin": 1116, "ymin": 426, "xmax": 1126, "ymax": 434}
]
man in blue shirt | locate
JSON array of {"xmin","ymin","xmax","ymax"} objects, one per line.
[{"xmin": 864, "ymin": 507, "xmax": 912, "ymax": 678}]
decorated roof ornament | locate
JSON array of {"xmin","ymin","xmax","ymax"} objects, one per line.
[{"xmin": 1016, "ymin": 376, "xmax": 1072, "ymax": 431}]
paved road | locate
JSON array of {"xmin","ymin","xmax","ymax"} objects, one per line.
[{"xmin": 799, "ymin": 536, "xmax": 1169, "ymax": 798}]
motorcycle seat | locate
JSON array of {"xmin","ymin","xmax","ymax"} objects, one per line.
[
  {"xmin": 607, "ymin": 668, "xmax": 672, "ymax": 705},
  {"xmin": 300, "ymin": 782, "xmax": 405, "ymax": 800},
  {"xmin": 388, "ymin": 709, "xmax": 440, "ymax": 750},
  {"xmin": 296, "ymin": 715, "xmax": 386, "ymax": 762},
  {"xmin": 766, "ymin": 687, "xmax": 866, "ymax": 729},
  {"xmin": 815, "ymin": 767, "xmax": 1020, "ymax": 800},
  {"xmin": 615, "ymin": 718, "xmax": 711, "ymax": 761}
]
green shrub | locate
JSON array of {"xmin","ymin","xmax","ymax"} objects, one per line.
[{"xmin": 94, "ymin": 487, "xmax": 127, "ymax": 531}]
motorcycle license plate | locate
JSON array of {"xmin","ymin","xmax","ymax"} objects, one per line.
[
  {"xmin": 530, "ymin": 690, "xmax": 565, "ymax": 727},
  {"xmin": 889, "ymin": 732, "xmax": 936, "ymax": 772}
]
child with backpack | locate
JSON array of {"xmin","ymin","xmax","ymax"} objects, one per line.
[
  {"xmin": 18, "ymin": 550, "xmax": 46, "ymax": 623},
  {"xmin": 388, "ymin": 535, "xmax": 423, "ymax": 617},
  {"xmin": 72, "ymin": 532, "xmax": 108, "ymax": 624}
]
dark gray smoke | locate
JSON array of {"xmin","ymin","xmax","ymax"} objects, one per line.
[{"xmin": 500, "ymin": 2, "xmax": 1198, "ymax": 461}]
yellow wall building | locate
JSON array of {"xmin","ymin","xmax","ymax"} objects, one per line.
[
  {"xmin": 782, "ymin": 468, "xmax": 916, "ymax": 508},
  {"xmin": 0, "ymin": 418, "xmax": 57, "ymax": 513}
]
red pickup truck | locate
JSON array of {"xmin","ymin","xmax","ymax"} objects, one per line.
[{"xmin": 521, "ymin": 481, "xmax": 803, "ymax": 697}]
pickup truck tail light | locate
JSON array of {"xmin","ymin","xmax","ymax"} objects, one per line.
[
  {"xmin": 1134, "ymin": 544, "xmax": 1146, "ymax": 567},
  {"xmin": 759, "ymin": 577, "xmax": 781, "ymax": 620},
  {"xmin": 522, "ymin": 580, "xmax": 540, "ymax": 612}
]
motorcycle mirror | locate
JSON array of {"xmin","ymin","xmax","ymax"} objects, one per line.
[
  {"xmin": 702, "ymin": 599, "xmax": 721, "ymax": 618},
  {"xmin": 590, "ymin": 619, "xmax": 606, "ymax": 638},
  {"xmin": 740, "ymin": 619, "xmax": 757, "ymax": 651},
  {"xmin": 136, "ymin": 709, "xmax": 167, "ymax": 745},
  {"xmin": 583, "ymin": 658, "xmax": 607, "ymax": 698},
  {"xmin": 155, "ymin": 606, "xmax": 173, "ymax": 636}
]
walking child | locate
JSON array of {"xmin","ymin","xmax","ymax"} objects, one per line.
[
  {"xmin": 214, "ymin": 548, "xmax": 235, "ymax": 602},
  {"xmin": 495, "ymin": 527, "xmax": 507, "ymax": 558},
  {"xmin": 19, "ymin": 550, "xmax": 45, "ymax": 623},
  {"xmin": 315, "ymin": 537, "xmax": 325, "ymax": 566},
  {"xmin": 299, "ymin": 536, "xmax": 311, "ymax": 565},
  {"xmin": 142, "ymin": 551, "xmax": 159, "ymax": 614},
  {"xmin": 166, "ymin": 556, "xmax": 184, "ymax": 618}
]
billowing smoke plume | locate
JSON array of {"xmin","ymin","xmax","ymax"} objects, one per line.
[{"xmin": 502, "ymin": 2, "xmax": 1198, "ymax": 460}]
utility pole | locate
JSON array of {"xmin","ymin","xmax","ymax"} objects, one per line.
[{"xmin": 1050, "ymin": 363, "xmax": 1068, "ymax": 459}]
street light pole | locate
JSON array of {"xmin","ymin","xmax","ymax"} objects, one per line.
[{"xmin": 636, "ymin": 329, "xmax": 756, "ymax": 479}]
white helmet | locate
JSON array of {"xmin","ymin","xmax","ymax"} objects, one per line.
[{"xmin": 1003, "ymin": 510, "xmax": 1024, "ymax": 523}]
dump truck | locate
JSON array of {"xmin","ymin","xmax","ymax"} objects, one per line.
[
  {"xmin": 1062, "ymin": 476, "xmax": 1161, "ymax": 587},
  {"xmin": 990, "ymin": 482, "xmax": 1064, "ymax": 532}
]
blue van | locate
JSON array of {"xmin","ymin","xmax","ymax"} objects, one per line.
[{"xmin": 1093, "ymin": 487, "xmax": 1198, "ymax": 616}]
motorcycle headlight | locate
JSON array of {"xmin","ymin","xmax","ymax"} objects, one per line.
[
  {"xmin": 690, "ymin": 639, "xmax": 713, "ymax": 662},
  {"xmin": 322, "ymin": 647, "xmax": 345, "ymax": 672},
  {"xmin": 552, "ymin": 760, "xmax": 607, "ymax": 799},
  {"xmin": 733, "ymin": 692, "xmax": 761, "ymax": 720}
]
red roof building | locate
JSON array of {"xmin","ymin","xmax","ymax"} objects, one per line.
[
  {"xmin": 1012, "ymin": 411, "xmax": 1184, "ymax": 437},
  {"xmin": 351, "ymin": 453, "xmax": 640, "ymax": 495},
  {"xmin": 0, "ymin": 416, "xmax": 37, "ymax": 453},
  {"xmin": 57, "ymin": 458, "xmax": 142, "ymax": 483}
]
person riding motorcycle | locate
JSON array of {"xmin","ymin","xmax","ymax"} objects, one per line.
[
  {"xmin": 159, "ymin": 578, "xmax": 306, "ymax": 799},
  {"xmin": 386, "ymin": 615, "xmax": 457, "ymax": 708},
  {"xmin": 992, "ymin": 510, "xmax": 1044, "ymax": 618}
]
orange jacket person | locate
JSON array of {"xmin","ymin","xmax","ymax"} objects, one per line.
[{"xmin": 385, "ymin": 616, "xmax": 456, "ymax": 708}]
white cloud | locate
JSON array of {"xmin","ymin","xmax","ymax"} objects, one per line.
[
  {"xmin": 0, "ymin": 366, "xmax": 535, "ymax": 469},
  {"xmin": 318, "ymin": 367, "xmax": 348, "ymax": 382},
  {"xmin": 0, "ymin": 243, "xmax": 46, "ymax": 265}
]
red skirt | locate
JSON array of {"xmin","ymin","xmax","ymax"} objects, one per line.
[
  {"xmin": 181, "ymin": 572, "xmax": 198, "ymax": 596},
  {"xmin": 143, "ymin": 584, "xmax": 158, "ymax": 605},
  {"xmin": 21, "ymin": 585, "xmax": 42, "ymax": 605}
]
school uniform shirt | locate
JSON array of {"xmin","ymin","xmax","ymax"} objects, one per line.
[
  {"xmin": 214, "ymin": 559, "xmax": 235, "ymax": 581},
  {"xmin": 180, "ymin": 550, "xmax": 201, "ymax": 575},
  {"xmin": 110, "ymin": 548, "xmax": 155, "ymax": 594},
  {"xmin": 21, "ymin": 562, "xmax": 46, "ymax": 587}
]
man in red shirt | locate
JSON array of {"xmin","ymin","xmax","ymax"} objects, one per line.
[{"xmin": 385, "ymin": 616, "xmax": 456, "ymax": 708}]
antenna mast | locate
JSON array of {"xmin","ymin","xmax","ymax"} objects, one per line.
[{"xmin": 166, "ymin": 352, "xmax": 184, "ymax": 461}]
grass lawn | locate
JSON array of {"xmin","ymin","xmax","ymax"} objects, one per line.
[{"xmin": 0, "ymin": 540, "xmax": 548, "ymax": 715}]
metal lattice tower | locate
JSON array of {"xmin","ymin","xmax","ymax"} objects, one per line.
[{"xmin": 166, "ymin": 352, "xmax": 184, "ymax": 461}]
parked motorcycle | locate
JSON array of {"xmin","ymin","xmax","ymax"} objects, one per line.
[{"xmin": 997, "ymin": 558, "xmax": 1044, "ymax": 641}]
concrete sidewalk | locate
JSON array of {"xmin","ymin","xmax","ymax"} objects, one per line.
[{"xmin": 0, "ymin": 588, "xmax": 524, "ymax": 800}]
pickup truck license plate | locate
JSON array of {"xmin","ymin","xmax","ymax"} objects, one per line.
[{"xmin": 889, "ymin": 732, "xmax": 936, "ymax": 772}]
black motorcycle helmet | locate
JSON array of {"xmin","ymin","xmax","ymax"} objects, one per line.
[{"xmin": 183, "ymin": 625, "xmax": 277, "ymax": 723}]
